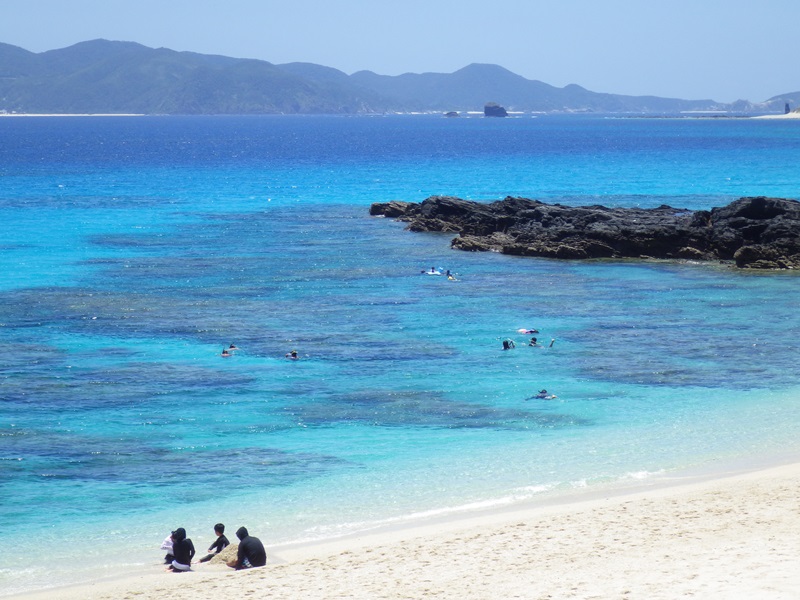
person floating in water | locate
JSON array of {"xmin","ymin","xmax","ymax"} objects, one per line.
[
  {"xmin": 221, "ymin": 348, "xmax": 232, "ymax": 358},
  {"xmin": 502, "ymin": 339, "xmax": 516, "ymax": 350},
  {"xmin": 228, "ymin": 343, "xmax": 239, "ymax": 351},
  {"xmin": 529, "ymin": 337, "xmax": 540, "ymax": 347},
  {"xmin": 285, "ymin": 350, "xmax": 299, "ymax": 360},
  {"xmin": 528, "ymin": 389, "xmax": 557, "ymax": 400},
  {"xmin": 518, "ymin": 328, "xmax": 539, "ymax": 335}
]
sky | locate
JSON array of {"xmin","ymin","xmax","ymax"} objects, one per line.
[{"xmin": 1, "ymin": 0, "xmax": 797, "ymax": 103}]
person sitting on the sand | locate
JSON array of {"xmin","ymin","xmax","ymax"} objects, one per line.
[
  {"xmin": 160, "ymin": 533, "xmax": 174, "ymax": 565},
  {"xmin": 227, "ymin": 526, "xmax": 267, "ymax": 570},
  {"xmin": 168, "ymin": 527, "xmax": 195, "ymax": 572},
  {"xmin": 199, "ymin": 523, "xmax": 230, "ymax": 563}
]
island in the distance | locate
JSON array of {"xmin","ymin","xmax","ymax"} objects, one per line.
[{"xmin": 370, "ymin": 195, "xmax": 800, "ymax": 269}]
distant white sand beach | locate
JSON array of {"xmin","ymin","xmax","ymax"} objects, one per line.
[
  {"xmin": 12, "ymin": 461, "xmax": 800, "ymax": 600},
  {"xmin": 753, "ymin": 110, "xmax": 800, "ymax": 119}
]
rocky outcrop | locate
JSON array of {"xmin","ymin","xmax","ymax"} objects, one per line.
[
  {"xmin": 483, "ymin": 102, "xmax": 508, "ymax": 117},
  {"xmin": 369, "ymin": 195, "xmax": 800, "ymax": 269}
]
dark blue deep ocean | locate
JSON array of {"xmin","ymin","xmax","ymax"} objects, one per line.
[{"xmin": 2, "ymin": 114, "xmax": 800, "ymax": 594}]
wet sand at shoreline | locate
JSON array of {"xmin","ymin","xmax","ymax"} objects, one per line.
[{"xmin": 11, "ymin": 462, "xmax": 800, "ymax": 600}]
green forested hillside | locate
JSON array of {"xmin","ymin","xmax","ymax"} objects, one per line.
[{"xmin": 0, "ymin": 40, "xmax": 793, "ymax": 115}]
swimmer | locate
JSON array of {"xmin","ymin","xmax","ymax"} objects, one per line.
[
  {"xmin": 229, "ymin": 343, "xmax": 239, "ymax": 351},
  {"xmin": 518, "ymin": 328, "xmax": 539, "ymax": 335},
  {"xmin": 529, "ymin": 389, "xmax": 558, "ymax": 400},
  {"xmin": 285, "ymin": 350, "xmax": 299, "ymax": 360},
  {"xmin": 529, "ymin": 337, "xmax": 540, "ymax": 347},
  {"xmin": 502, "ymin": 339, "xmax": 516, "ymax": 350},
  {"xmin": 221, "ymin": 348, "xmax": 232, "ymax": 358}
]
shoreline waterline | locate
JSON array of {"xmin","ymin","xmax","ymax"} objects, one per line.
[{"xmin": 9, "ymin": 456, "xmax": 800, "ymax": 599}]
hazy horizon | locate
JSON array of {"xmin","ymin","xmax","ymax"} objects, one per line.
[{"xmin": 2, "ymin": 0, "xmax": 798, "ymax": 103}]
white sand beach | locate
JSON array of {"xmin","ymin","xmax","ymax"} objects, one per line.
[
  {"xmin": 12, "ymin": 462, "xmax": 800, "ymax": 600},
  {"xmin": 753, "ymin": 110, "xmax": 800, "ymax": 119}
]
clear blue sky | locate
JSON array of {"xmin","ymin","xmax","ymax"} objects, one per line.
[{"xmin": 1, "ymin": 0, "xmax": 797, "ymax": 102}]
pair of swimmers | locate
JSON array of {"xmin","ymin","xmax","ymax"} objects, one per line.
[
  {"xmin": 221, "ymin": 344, "xmax": 239, "ymax": 357},
  {"xmin": 421, "ymin": 267, "xmax": 457, "ymax": 280},
  {"xmin": 503, "ymin": 337, "xmax": 555, "ymax": 349},
  {"xmin": 221, "ymin": 345, "xmax": 301, "ymax": 360}
]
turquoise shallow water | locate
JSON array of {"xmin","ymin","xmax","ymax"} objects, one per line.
[{"xmin": 2, "ymin": 114, "xmax": 800, "ymax": 595}]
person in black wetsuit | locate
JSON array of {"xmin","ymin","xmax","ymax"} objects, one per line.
[
  {"xmin": 227, "ymin": 526, "xmax": 266, "ymax": 570},
  {"xmin": 199, "ymin": 523, "xmax": 230, "ymax": 563},
  {"xmin": 169, "ymin": 527, "xmax": 195, "ymax": 572}
]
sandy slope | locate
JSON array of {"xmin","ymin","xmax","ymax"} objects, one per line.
[{"xmin": 12, "ymin": 463, "xmax": 800, "ymax": 600}]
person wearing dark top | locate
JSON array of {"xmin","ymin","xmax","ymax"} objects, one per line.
[
  {"xmin": 199, "ymin": 523, "xmax": 230, "ymax": 563},
  {"xmin": 228, "ymin": 526, "xmax": 266, "ymax": 570},
  {"xmin": 169, "ymin": 527, "xmax": 195, "ymax": 572}
]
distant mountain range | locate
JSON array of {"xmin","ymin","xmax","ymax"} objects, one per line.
[{"xmin": 0, "ymin": 39, "xmax": 797, "ymax": 115}]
